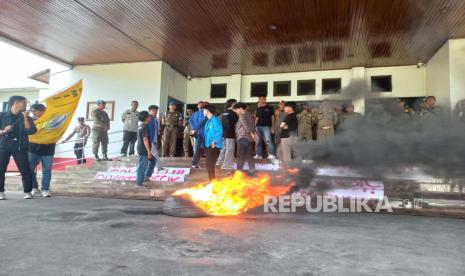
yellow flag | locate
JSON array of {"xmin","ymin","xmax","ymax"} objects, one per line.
[{"xmin": 29, "ymin": 80, "xmax": 83, "ymax": 144}]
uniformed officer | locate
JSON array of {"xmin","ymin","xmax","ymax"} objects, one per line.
[
  {"xmin": 297, "ymin": 105, "xmax": 313, "ymax": 142},
  {"xmin": 316, "ymin": 100, "xmax": 338, "ymax": 142},
  {"xmin": 183, "ymin": 108, "xmax": 194, "ymax": 157},
  {"xmin": 92, "ymin": 100, "xmax": 111, "ymax": 161},
  {"xmin": 162, "ymin": 102, "xmax": 182, "ymax": 157},
  {"xmin": 339, "ymin": 104, "xmax": 362, "ymax": 130}
]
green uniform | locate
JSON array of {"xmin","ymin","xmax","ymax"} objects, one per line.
[
  {"xmin": 183, "ymin": 115, "xmax": 194, "ymax": 157},
  {"xmin": 92, "ymin": 109, "xmax": 110, "ymax": 156},
  {"xmin": 162, "ymin": 111, "xmax": 181, "ymax": 157},
  {"xmin": 316, "ymin": 108, "xmax": 338, "ymax": 142},
  {"xmin": 297, "ymin": 111, "xmax": 313, "ymax": 141}
]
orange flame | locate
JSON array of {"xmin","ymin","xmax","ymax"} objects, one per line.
[{"xmin": 172, "ymin": 171, "xmax": 291, "ymax": 216}]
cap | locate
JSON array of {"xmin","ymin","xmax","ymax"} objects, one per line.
[
  {"xmin": 169, "ymin": 101, "xmax": 176, "ymax": 105},
  {"xmin": 97, "ymin": 100, "xmax": 106, "ymax": 105},
  {"xmin": 78, "ymin": 117, "xmax": 85, "ymax": 122}
]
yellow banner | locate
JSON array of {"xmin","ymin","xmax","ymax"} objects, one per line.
[{"xmin": 29, "ymin": 80, "xmax": 83, "ymax": 144}]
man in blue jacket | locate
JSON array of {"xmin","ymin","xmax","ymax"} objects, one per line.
[
  {"xmin": 145, "ymin": 105, "xmax": 159, "ymax": 179},
  {"xmin": 189, "ymin": 101, "xmax": 208, "ymax": 168},
  {"xmin": 203, "ymin": 104, "xmax": 223, "ymax": 181}
]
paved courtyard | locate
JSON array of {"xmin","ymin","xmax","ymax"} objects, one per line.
[{"xmin": 1, "ymin": 193, "xmax": 464, "ymax": 276}]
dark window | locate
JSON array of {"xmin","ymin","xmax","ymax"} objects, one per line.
[
  {"xmin": 273, "ymin": 81, "xmax": 291, "ymax": 96},
  {"xmin": 251, "ymin": 82, "xmax": 268, "ymax": 97},
  {"xmin": 297, "ymin": 80, "xmax": 316, "ymax": 96},
  {"xmin": 210, "ymin": 83, "xmax": 227, "ymax": 98},
  {"xmin": 322, "ymin": 78, "xmax": 342, "ymax": 94},
  {"xmin": 371, "ymin": 75, "xmax": 392, "ymax": 92}
]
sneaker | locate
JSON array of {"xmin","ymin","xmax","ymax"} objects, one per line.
[
  {"xmin": 42, "ymin": 191, "xmax": 51, "ymax": 197},
  {"xmin": 31, "ymin": 188, "xmax": 39, "ymax": 196},
  {"xmin": 24, "ymin": 193, "xmax": 33, "ymax": 199},
  {"xmin": 267, "ymin": 154, "xmax": 277, "ymax": 160},
  {"xmin": 254, "ymin": 155, "xmax": 263, "ymax": 159},
  {"xmin": 192, "ymin": 165, "xmax": 200, "ymax": 169},
  {"xmin": 0, "ymin": 192, "xmax": 5, "ymax": 200}
]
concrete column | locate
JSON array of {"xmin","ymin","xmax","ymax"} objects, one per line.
[{"xmin": 351, "ymin": 66, "xmax": 366, "ymax": 114}]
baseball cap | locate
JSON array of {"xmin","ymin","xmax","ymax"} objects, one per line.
[{"xmin": 97, "ymin": 100, "xmax": 106, "ymax": 105}]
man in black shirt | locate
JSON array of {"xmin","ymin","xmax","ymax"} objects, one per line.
[
  {"xmin": 255, "ymin": 96, "xmax": 276, "ymax": 159},
  {"xmin": 29, "ymin": 103, "xmax": 56, "ymax": 198},
  {"xmin": 216, "ymin": 99, "xmax": 238, "ymax": 170},
  {"xmin": 280, "ymin": 102, "xmax": 298, "ymax": 164},
  {"xmin": 0, "ymin": 96, "xmax": 37, "ymax": 200},
  {"xmin": 136, "ymin": 111, "xmax": 155, "ymax": 187}
]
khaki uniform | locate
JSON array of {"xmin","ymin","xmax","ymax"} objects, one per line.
[
  {"xmin": 316, "ymin": 108, "xmax": 338, "ymax": 142},
  {"xmin": 162, "ymin": 111, "xmax": 181, "ymax": 157},
  {"xmin": 419, "ymin": 106, "xmax": 443, "ymax": 125},
  {"xmin": 297, "ymin": 111, "xmax": 313, "ymax": 141},
  {"xmin": 183, "ymin": 115, "xmax": 194, "ymax": 157},
  {"xmin": 92, "ymin": 109, "xmax": 110, "ymax": 156},
  {"xmin": 340, "ymin": 112, "xmax": 362, "ymax": 130}
]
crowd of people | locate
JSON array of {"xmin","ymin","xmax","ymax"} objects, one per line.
[{"xmin": 0, "ymin": 93, "xmax": 459, "ymax": 199}]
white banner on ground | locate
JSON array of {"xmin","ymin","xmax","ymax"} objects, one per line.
[
  {"xmin": 107, "ymin": 166, "xmax": 191, "ymax": 175},
  {"xmin": 298, "ymin": 178, "xmax": 384, "ymax": 200},
  {"xmin": 94, "ymin": 172, "xmax": 186, "ymax": 183},
  {"xmin": 94, "ymin": 166, "xmax": 191, "ymax": 183},
  {"xmin": 231, "ymin": 163, "xmax": 280, "ymax": 171}
]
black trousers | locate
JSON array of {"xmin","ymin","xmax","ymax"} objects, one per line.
[
  {"xmin": 237, "ymin": 138, "xmax": 255, "ymax": 172},
  {"xmin": 0, "ymin": 150, "xmax": 33, "ymax": 193},
  {"xmin": 206, "ymin": 147, "xmax": 220, "ymax": 181},
  {"xmin": 121, "ymin": 131, "xmax": 137, "ymax": 155},
  {"xmin": 74, "ymin": 143, "xmax": 86, "ymax": 164}
]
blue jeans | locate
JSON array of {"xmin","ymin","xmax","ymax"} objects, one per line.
[
  {"xmin": 192, "ymin": 135, "xmax": 204, "ymax": 166},
  {"xmin": 145, "ymin": 145, "xmax": 158, "ymax": 178},
  {"xmin": 136, "ymin": 155, "xmax": 156, "ymax": 186},
  {"xmin": 255, "ymin": 126, "xmax": 275, "ymax": 157},
  {"xmin": 29, "ymin": 153, "xmax": 53, "ymax": 191}
]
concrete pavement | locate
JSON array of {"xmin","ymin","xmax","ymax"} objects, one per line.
[{"xmin": 0, "ymin": 193, "xmax": 464, "ymax": 276}]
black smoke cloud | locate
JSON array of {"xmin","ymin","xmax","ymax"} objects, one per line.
[{"xmin": 293, "ymin": 81, "xmax": 465, "ymax": 180}]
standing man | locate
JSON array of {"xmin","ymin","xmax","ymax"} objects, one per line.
[
  {"xmin": 234, "ymin": 102, "xmax": 257, "ymax": 174},
  {"xmin": 161, "ymin": 101, "xmax": 182, "ymax": 157},
  {"xmin": 29, "ymin": 104, "xmax": 56, "ymax": 198},
  {"xmin": 420, "ymin": 96, "xmax": 443, "ymax": 120},
  {"xmin": 0, "ymin": 96, "xmax": 37, "ymax": 200},
  {"xmin": 297, "ymin": 104, "xmax": 313, "ymax": 142},
  {"xmin": 183, "ymin": 108, "xmax": 194, "ymax": 157},
  {"xmin": 121, "ymin": 101, "xmax": 139, "ymax": 157},
  {"xmin": 274, "ymin": 100, "xmax": 286, "ymax": 159},
  {"xmin": 203, "ymin": 105, "xmax": 223, "ymax": 181},
  {"xmin": 316, "ymin": 100, "xmax": 338, "ymax": 142},
  {"xmin": 280, "ymin": 102, "xmax": 299, "ymax": 164},
  {"xmin": 217, "ymin": 99, "xmax": 238, "ymax": 170},
  {"xmin": 146, "ymin": 105, "xmax": 160, "ymax": 178},
  {"xmin": 62, "ymin": 117, "xmax": 91, "ymax": 165},
  {"xmin": 255, "ymin": 96, "xmax": 276, "ymax": 159},
  {"xmin": 92, "ymin": 100, "xmax": 111, "ymax": 161},
  {"xmin": 189, "ymin": 101, "xmax": 208, "ymax": 168},
  {"xmin": 135, "ymin": 111, "xmax": 155, "ymax": 187}
]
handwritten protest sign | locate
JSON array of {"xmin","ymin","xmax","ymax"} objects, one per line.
[
  {"xmin": 94, "ymin": 167, "xmax": 190, "ymax": 183},
  {"xmin": 297, "ymin": 178, "xmax": 384, "ymax": 200}
]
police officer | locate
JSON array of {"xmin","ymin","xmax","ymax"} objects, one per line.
[
  {"xmin": 316, "ymin": 100, "xmax": 338, "ymax": 142},
  {"xmin": 297, "ymin": 105, "xmax": 313, "ymax": 142},
  {"xmin": 92, "ymin": 100, "xmax": 111, "ymax": 161},
  {"xmin": 183, "ymin": 108, "xmax": 194, "ymax": 157},
  {"xmin": 162, "ymin": 101, "xmax": 182, "ymax": 157}
]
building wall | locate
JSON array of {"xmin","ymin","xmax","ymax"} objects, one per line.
[
  {"xmin": 426, "ymin": 41, "xmax": 451, "ymax": 109},
  {"xmin": 44, "ymin": 61, "xmax": 165, "ymax": 157},
  {"xmin": 448, "ymin": 39, "xmax": 465, "ymax": 111},
  {"xmin": 186, "ymin": 65, "xmax": 426, "ymax": 113}
]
